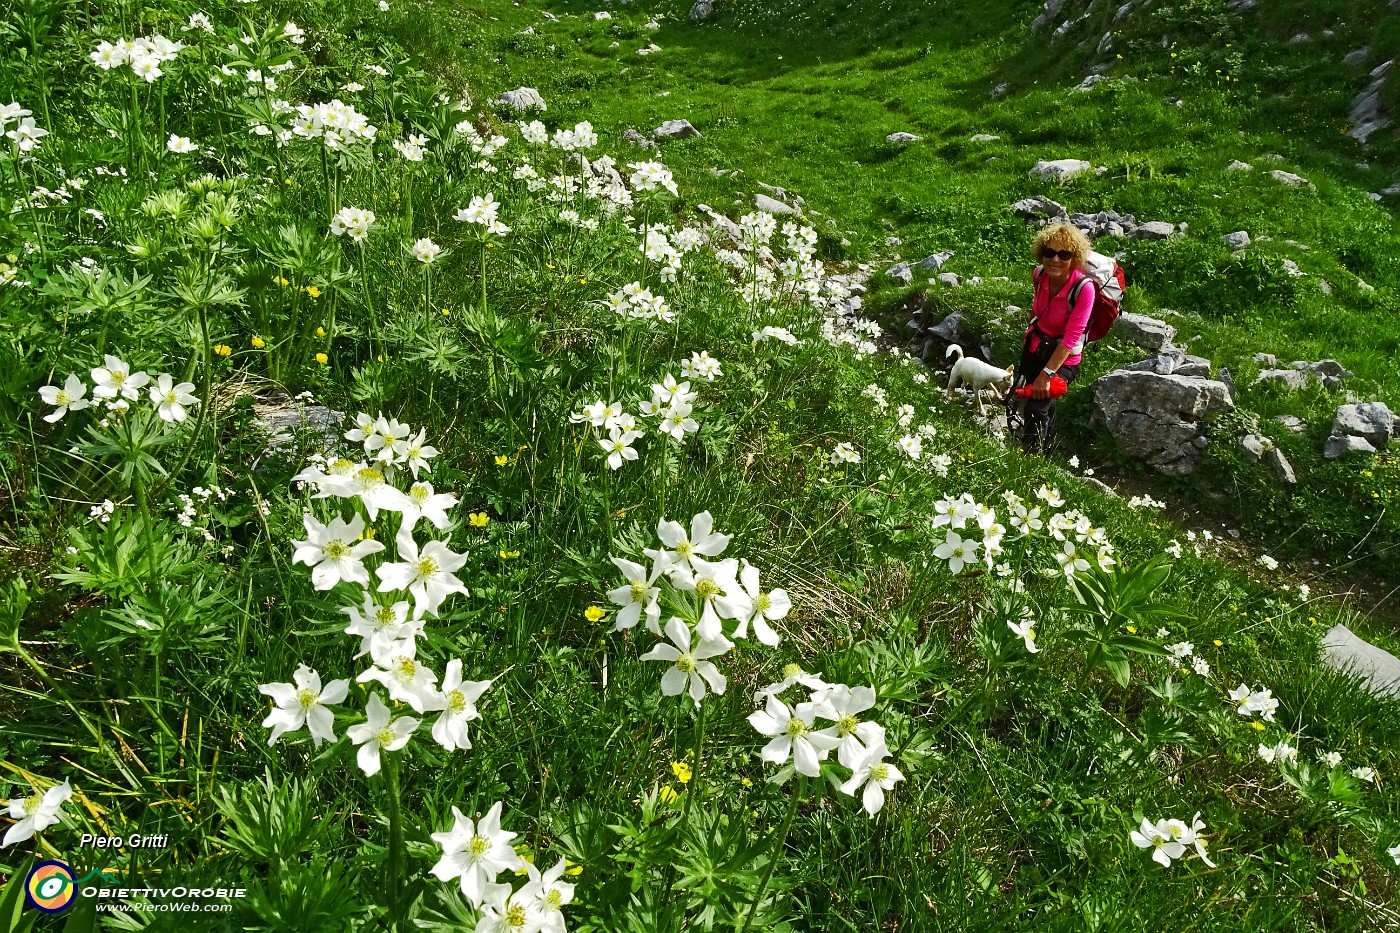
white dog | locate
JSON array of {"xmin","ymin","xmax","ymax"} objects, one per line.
[{"xmin": 945, "ymin": 344, "xmax": 1015, "ymax": 415}]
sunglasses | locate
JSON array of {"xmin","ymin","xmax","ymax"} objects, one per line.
[{"xmin": 1040, "ymin": 248, "xmax": 1075, "ymax": 261}]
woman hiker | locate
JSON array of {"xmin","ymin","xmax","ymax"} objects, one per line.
[{"xmin": 1011, "ymin": 223, "xmax": 1096, "ymax": 453}]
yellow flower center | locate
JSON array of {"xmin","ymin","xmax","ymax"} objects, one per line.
[
  {"xmin": 393, "ymin": 657, "xmax": 416, "ymax": 680},
  {"xmin": 330, "ymin": 458, "xmax": 356, "ymax": 474},
  {"xmin": 781, "ymin": 663, "xmax": 802, "ymax": 679},
  {"xmin": 785, "ymin": 717, "xmax": 808, "ymax": 738},
  {"xmin": 357, "ymin": 467, "xmax": 385, "ymax": 485},
  {"xmin": 376, "ymin": 726, "xmax": 395, "ymax": 746},
  {"xmin": 324, "ymin": 539, "xmax": 350, "ymax": 560},
  {"xmin": 20, "ymin": 794, "xmax": 40, "ymax": 817},
  {"xmin": 674, "ymin": 541, "xmax": 693, "ymax": 559},
  {"xmin": 447, "ymin": 690, "xmax": 466, "ymax": 714},
  {"xmin": 694, "ymin": 578, "xmax": 720, "ymax": 600},
  {"xmin": 415, "ymin": 556, "xmax": 440, "ymax": 579},
  {"xmin": 544, "ymin": 889, "xmax": 562, "ymax": 909},
  {"xmin": 410, "ymin": 485, "xmax": 429, "ymax": 505},
  {"xmin": 837, "ymin": 713, "xmax": 859, "ymax": 736},
  {"xmin": 675, "ymin": 654, "xmax": 696, "ymax": 674},
  {"xmin": 505, "ymin": 904, "xmax": 528, "ymax": 928},
  {"xmin": 111, "ymin": 371, "xmax": 127, "ymax": 385},
  {"xmin": 296, "ymin": 688, "xmax": 318, "ymax": 710},
  {"xmin": 870, "ymin": 763, "xmax": 889, "ymax": 781},
  {"xmin": 755, "ymin": 593, "xmax": 772, "ymax": 612},
  {"xmin": 55, "ymin": 389, "xmax": 72, "ymax": 404},
  {"xmin": 373, "ymin": 606, "xmax": 398, "ymax": 627},
  {"xmin": 161, "ymin": 390, "xmax": 178, "ymax": 404},
  {"xmin": 468, "ymin": 834, "xmax": 490, "ymax": 858},
  {"xmin": 629, "ymin": 581, "xmax": 649, "ymax": 602}
]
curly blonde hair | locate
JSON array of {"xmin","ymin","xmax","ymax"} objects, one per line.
[{"xmin": 1031, "ymin": 223, "xmax": 1092, "ymax": 269}]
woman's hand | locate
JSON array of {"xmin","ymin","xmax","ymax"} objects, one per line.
[{"xmin": 1031, "ymin": 370, "xmax": 1053, "ymax": 400}]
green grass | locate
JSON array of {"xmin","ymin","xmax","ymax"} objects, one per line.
[{"xmin": 1, "ymin": 0, "xmax": 1399, "ymax": 930}]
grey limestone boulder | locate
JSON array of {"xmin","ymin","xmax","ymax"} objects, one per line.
[
  {"xmin": 1322, "ymin": 625, "xmax": 1400, "ymax": 698},
  {"xmin": 753, "ymin": 193, "xmax": 797, "ymax": 215},
  {"xmin": 929, "ymin": 311, "xmax": 965, "ymax": 343},
  {"xmin": 937, "ymin": 272, "xmax": 964, "ymax": 287},
  {"xmin": 1227, "ymin": 160, "xmax": 1253, "ymax": 171},
  {"xmin": 496, "ymin": 87, "xmax": 547, "ymax": 111},
  {"xmin": 689, "ymin": 0, "xmax": 714, "ymax": 23},
  {"xmin": 1132, "ymin": 220, "xmax": 1176, "ymax": 240},
  {"xmin": 886, "ymin": 132, "xmax": 921, "ymax": 144},
  {"xmin": 886, "ymin": 262, "xmax": 913, "ymax": 286},
  {"xmin": 1091, "ymin": 371, "xmax": 1235, "ymax": 475},
  {"xmin": 1239, "ymin": 433, "xmax": 1268, "ymax": 464},
  {"xmin": 971, "ymin": 133, "xmax": 1001, "ymax": 142},
  {"xmin": 622, "ymin": 128, "xmax": 657, "ymax": 150},
  {"xmin": 257, "ymin": 402, "xmax": 345, "ymax": 455},
  {"xmin": 1113, "ymin": 313, "xmax": 1176, "ymax": 352},
  {"xmin": 654, "ymin": 119, "xmax": 700, "ymax": 140},
  {"xmin": 1331, "ymin": 401, "xmax": 1394, "ymax": 447},
  {"xmin": 1030, "ymin": 159, "xmax": 1094, "ymax": 182},
  {"xmin": 1011, "ymin": 196, "xmax": 1067, "ymax": 220},
  {"xmin": 1265, "ymin": 447, "xmax": 1298, "ymax": 484},
  {"xmin": 1256, "ymin": 369, "xmax": 1312, "ymax": 391},
  {"xmin": 1223, "ymin": 231, "xmax": 1251, "ymax": 250},
  {"xmin": 1323, "ymin": 434, "xmax": 1378, "ymax": 459},
  {"xmin": 913, "ymin": 251, "xmax": 955, "ymax": 270},
  {"xmin": 1274, "ymin": 415, "xmax": 1305, "ymax": 433},
  {"xmin": 1270, "ymin": 169, "xmax": 1314, "ymax": 188}
]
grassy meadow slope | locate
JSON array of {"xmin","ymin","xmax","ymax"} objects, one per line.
[{"xmin": 0, "ymin": 0, "xmax": 1398, "ymax": 931}]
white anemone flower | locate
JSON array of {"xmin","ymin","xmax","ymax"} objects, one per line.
[
  {"xmin": 148, "ymin": 373, "xmax": 199, "ymax": 422},
  {"xmin": 38, "ymin": 374, "xmax": 91, "ymax": 422},
  {"xmin": 358, "ymin": 639, "xmax": 440, "ymax": 713},
  {"xmin": 519, "ymin": 857, "xmax": 576, "ymax": 933},
  {"xmin": 748, "ymin": 694, "xmax": 840, "ymax": 777},
  {"xmin": 384, "ymin": 481, "xmax": 458, "ymax": 534},
  {"xmin": 429, "ymin": 801, "xmax": 524, "ymax": 907},
  {"xmin": 1130, "ymin": 818, "xmax": 1185, "ymax": 867},
  {"xmin": 376, "ymin": 529, "xmax": 470, "ymax": 618},
  {"xmin": 670, "ymin": 556, "xmax": 739, "ymax": 640},
  {"xmin": 1388, "ymin": 843, "xmax": 1400, "ymax": 866},
  {"xmin": 646, "ymin": 510, "xmax": 731, "ymax": 576},
  {"xmin": 291, "ymin": 512, "xmax": 384, "ymax": 590},
  {"xmin": 934, "ymin": 529, "xmax": 980, "ymax": 575},
  {"xmin": 715, "ymin": 558, "xmax": 790, "ymax": 646},
  {"xmin": 597, "ymin": 427, "xmax": 641, "ymax": 470},
  {"xmin": 1008, "ymin": 617, "xmax": 1039, "ymax": 653},
  {"xmin": 258, "ymin": 664, "xmax": 349, "ymax": 747},
  {"xmin": 91, "ymin": 355, "xmax": 150, "ymax": 400},
  {"xmin": 342, "ymin": 594, "xmax": 420, "ymax": 659},
  {"xmin": 812, "ymin": 684, "xmax": 885, "ymax": 768},
  {"xmin": 606, "ymin": 556, "xmax": 663, "ymax": 634},
  {"xmin": 345, "ymin": 693, "xmax": 418, "ymax": 777},
  {"xmin": 411, "ymin": 237, "xmax": 441, "ymax": 263},
  {"xmin": 167, "ymin": 134, "xmax": 197, "ymax": 153},
  {"xmin": 839, "ymin": 743, "xmax": 905, "ymax": 817},
  {"xmin": 403, "ymin": 428, "xmax": 439, "ymax": 478},
  {"xmin": 753, "ymin": 663, "xmax": 829, "ymax": 704},
  {"xmin": 640, "ymin": 616, "xmax": 732, "ymax": 704},
  {"xmin": 3, "ymin": 779, "xmax": 73, "ymax": 848},
  {"xmin": 429, "ymin": 659, "xmax": 492, "ymax": 752}
]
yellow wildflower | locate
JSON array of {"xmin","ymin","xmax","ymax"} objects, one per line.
[
  {"xmin": 671, "ymin": 762, "xmax": 692, "ymax": 784},
  {"xmin": 499, "ymin": 549, "xmax": 521, "ymax": 559},
  {"xmin": 315, "ymin": 352, "xmax": 328, "ymax": 364},
  {"xmin": 495, "ymin": 454, "xmax": 509, "ymax": 467},
  {"xmin": 315, "ymin": 326, "xmax": 326, "ymax": 337},
  {"xmin": 305, "ymin": 285, "xmax": 322, "ymax": 298},
  {"xmin": 1213, "ymin": 639, "xmax": 1223, "ymax": 647},
  {"xmin": 564, "ymin": 860, "xmax": 583, "ymax": 877},
  {"xmin": 658, "ymin": 785, "xmax": 679, "ymax": 805},
  {"xmin": 212, "ymin": 344, "xmax": 232, "ymax": 357},
  {"xmin": 251, "ymin": 335, "xmax": 266, "ymax": 348},
  {"xmin": 584, "ymin": 606, "xmax": 605, "ymax": 622},
  {"xmin": 272, "ymin": 275, "xmax": 290, "ymax": 287},
  {"xmin": 1250, "ymin": 721, "xmax": 1266, "ymax": 732},
  {"xmin": 469, "ymin": 512, "xmax": 490, "ymax": 527}
]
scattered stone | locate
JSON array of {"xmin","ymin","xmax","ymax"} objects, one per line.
[
  {"xmin": 929, "ymin": 311, "xmax": 965, "ymax": 343},
  {"xmin": 1031, "ymin": 159, "xmax": 1094, "ymax": 182},
  {"xmin": 1081, "ymin": 476, "xmax": 1119, "ymax": 498},
  {"xmin": 1256, "ymin": 369, "xmax": 1312, "ymax": 391},
  {"xmin": 1227, "ymin": 160, "xmax": 1253, "ymax": 171},
  {"xmin": 1274, "ymin": 415, "xmax": 1305, "ymax": 433},
  {"xmin": 1265, "ymin": 448, "xmax": 1298, "ymax": 484},
  {"xmin": 1349, "ymin": 60, "xmax": 1394, "ymax": 146},
  {"xmin": 1011, "ymin": 196, "xmax": 1068, "ymax": 220},
  {"xmin": 1344, "ymin": 46, "xmax": 1372, "ymax": 68},
  {"xmin": 1282, "ymin": 258, "xmax": 1305, "ymax": 277},
  {"xmin": 885, "ymin": 261, "xmax": 913, "ymax": 285},
  {"xmin": 937, "ymin": 272, "xmax": 964, "ymax": 287},
  {"xmin": 1125, "ymin": 348, "xmax": 1186, "ymax": 375},
  {"xmin": 886, "ymin": 131, "xmax": 921, "ymax": 144},
  {"xmin": 1076, "ymin": 74, "xmax": 1110, "ymax": 91},
  {"xmin": 990, "ymin": 82, "xmax": 1010, "ymax": 98},
  {"xmin": 1321, "ymin": 625, "xmax": 1400, "ymax": 699},
  {"xmin": 753, "ymin": 193, "xmax": 797, "ymax": 215},
  {"xmin": 1175, "ymin": 355, "xmax": 1212, "ymax": 378},
  {"xmin": 496, "ymin": 87, "xmax": 547, "ymax": 111},
  {"xmin": 689, "ymin": 0, "xmax": 715, "ymax": 23},
  {"xmin": 654, "ymin": 119, "xmax": 700, "ymax": 140},
  {"xmin": 1112, "ymin": 313, "xmax": 1177, "ymax": 352},
  {"xmin": 1254, "ymin": 352, "xmax": 1277, "ymax": 366},
  {"xmin": 1091, "ymin": 371, "xmax": 1235, "ymax": 475},
  {"xmin": 1311, "ymin": 359, "xmax": 1354, "ymax": 379},
  {"xmin": 1332, "ymin": 401, "xmax": 1394, "ymax": 447},
  {"xmin": 1031, "ymin": 0, "xmax": 1067, "ymax": 32},
  {"xmin": 913, "ymin": 251, "xmax": 955, "ymax": 270},
  {"xmin": 1287, "ymin": 31, "xmax": 1311, "ymax": 44},
  {"xmin": 621, "ymin": 127, "xmax": 657, "ymax": 150},
  {"xmin": 1270, "ymin": 169, "xmax": 1314, "ymax": 188},
  {"xmin": 256, "ymin": 398, "xmax": 345, "ymax": 455},
  {"xmin": 1218, "ymin": 366, "xmax": 1236, "ymax": 404},
  {"xmin": 1223, "ymin": 230, "xmax": 1251, "ymax": 250},
  {"xmin": 1239, "ymin": 433, "xmax": 1268, "ymax": 463},
  {"xmin": 1324, "ymin": 434, "xmax": 1378, "ymax": 459},
  {"xmin": 970, "ymin": 133, "xmax": 1001, "ymax": 142},
  {"xmin": 1131, "ymin": 220, "xmax": 1176, "ymax": 240}
]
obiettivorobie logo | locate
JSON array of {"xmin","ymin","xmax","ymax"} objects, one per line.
[{"xmin": 24, "ymin": 861, "xmax": 119, "ymax": 913}]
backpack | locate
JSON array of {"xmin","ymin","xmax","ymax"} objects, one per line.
[{"xmin": 1034, "ymin": 251, "xmax": 1126, "ymax": 346}]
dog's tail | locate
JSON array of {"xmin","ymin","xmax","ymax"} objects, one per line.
[{"xmin": 945, "ymin": 344, "xmax": 964, "ymax": 362}]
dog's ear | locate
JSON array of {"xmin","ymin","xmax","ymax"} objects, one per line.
[{"xmin": 1005, "ymin": 365, "xmax": 1014, "ymax": 374}]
